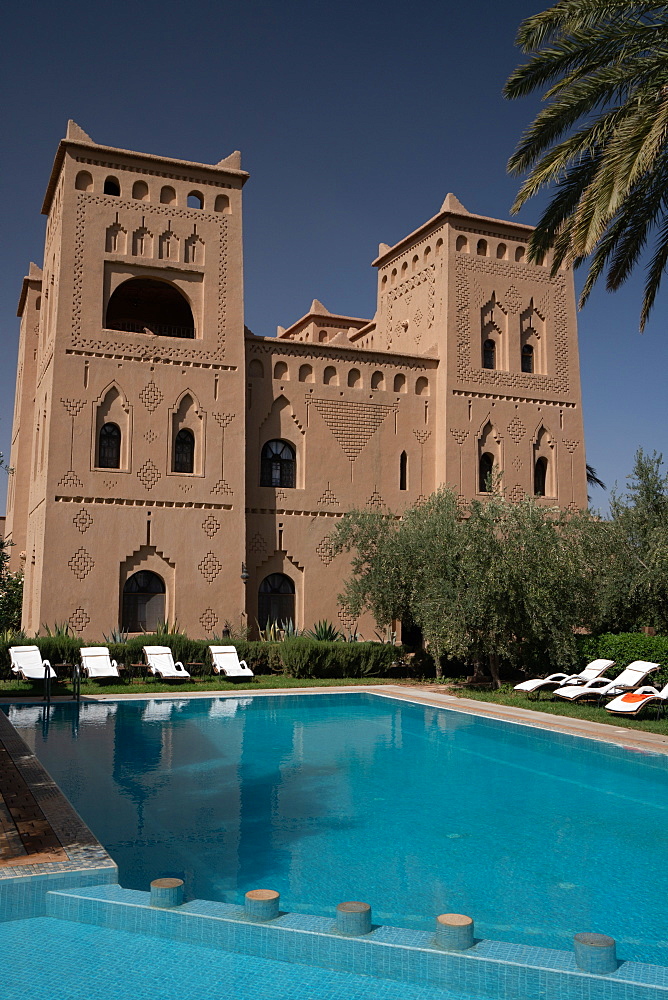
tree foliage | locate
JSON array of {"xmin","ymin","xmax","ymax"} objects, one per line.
[
  {"xmin": 332, "ymin": 488, "xmax": 604, "ymax": 684},
  {"xmin": 505, "ymin": 1, "xmax": 668, "ymax": 329}
]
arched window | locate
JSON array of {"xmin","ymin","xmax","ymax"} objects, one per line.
[
  {"xmin": 483, "ymin": 339, "xmax": 496, "ymax": 370},
  {"xmin": 456, "ymin": 235, "xmax": 468, "ymax": 252},
  {"xmin": 298, "ymin": 364, "xmax": 314, "ymax": 383},
  {"xmin": 187, "ymin": 191, "xmax": 204, "ymax": 209},
  {"xmin": 496, "ymin": 243, "xmax": 507, "ymax": 260},
  {"xmin": 273, "ymin": 361, "xmax": 288, "ymax": 380},
  {"xmin": 261, "ymin": 440, "xmax": 296, "ymax": 488},
  {"xmin": 521, "ymin": 344, "xmax": 534, "ymax": 373},
  {"xmin": 534, "ymin": 457, "xmax": 548, "ymax": 497},
  {"xmin": 132, "ymin": 180, "xmax": 149, "ymax": 201},
  {"xmin": 415, "ymin": 376, "xmax": 429, "ymax": 396},
  {"xmin": 98, "ymin": 422, "xmax": 121, "ymax": 469},
  {"xmin": 412, "ymin": 254, "xmax": 419, "ymax": 270},
  {"xmin": 371, "ymin": 371, "xmax": 384, "ymax": 389},
  {"xmin": 104, "ymin": 177, "xmax": 120, "ymax": 196},
  {"xmin": 348, "ymin": 368, "xmax": 361, "ymax": 387},
  {"xmin": 399, "ymin": 451, "xmax": 407, "ymax": 491},
  {"xmin": 515, "ymin": 246, "xmax": 525, "ymax": 262},
  {"xmin": 393, "ymin": 373, "xmax": 406, "ymax": 393},
  {"xmin": 75, "ymin": 170, "xmax": 93, "ymax": 191},
  {"xmin": 477, "ymin": 239, "xmax": 487, "ymax": 256},
  {"xmin": 105, "ymin": 277, "xmax": 195, "ymax": 338},
  {"xmin": 173, "ymin": 428, "xmax": 195, "ymax": 473},
  {"xmin": 160, "ymin": 186, "xmax": 177, "ymax": 205},
  {"xmin": 214, "ymin": 194, "xmax": 230, "ymax": 213},
  {"xmin": 318, "ymin": 330, "xmax": 328, "ymax": 342},
  {"xmin": 323, "ymin": 365, "xmax": 337, "ymax": 385},
  {"xmin": 122, "ymin": 571, "xmax": 165, "ymax": 633},
  {"xmin": 258, "ymin": 573, "xmax": 295, "ymax": 629},
  {"xmin": 479, "ymin": 453, "xmax": 494, "ymax": 493},
  {"xmin": 249, "ymin": 359, "xmax": 264, "ymax": 378}
]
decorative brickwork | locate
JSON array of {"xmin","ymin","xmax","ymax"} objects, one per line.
[
  {"xmin": 213, "ymin": 412, "xmax": 235, "ymax": 429},
  {"xmin": 211, "ymin": 478, "xmax": 233, "ymax": 496},
  {"xmin": 72, "ymin": 509, "xmax": 93, "ymax": 533},
  {"xmin": 199, "ymin": 608, "xmax": 219, "ymax": 632},
  {"xmin": 202, "ymin": 514, "xmax": 221, "ymax": 537},
  {"xmin": 198, "ymin": 551, "xmax": 223, "ymax": 583},
  {"xmin": 316, "ymin": 535, "xmax": 335, "ymax": 566},
  {"xmin": 310, "ymin": 398, "xmax": 397, "ymax": 462},
  {"xmin": 139, "ymin": 381, "xmax": 163, "ymax": 412},
  {"xmin": 58, "ymin": 470, "xmax": 83, "ymax": 490},
  {"xmin": 366, "ymin": 490, "xmax": 385, "ymax": 508},
  {"xmin": 509, "ymin": 485, "xmax": 525, "ymax": 503},
  {"xmin": 414, "ymin": 429, "xmax": 430, "ymax": 444},
  {"xmin": 60, "ymin": 398, "xmax": 85, "ymax": 417},
  {"xmin": 450, "ymin": 428, "xmax": 468, "ymax": 445},
  {"xmin": 137, "ymin": 460, "xmax": 161, "ymax": 489},
  {"xmin": 144, "ymin": 429, "xmax": 157, "ymax": 444},
  {"xmin": 68, "ymin": 608, "xmax": 91, "ymax": 632},
  {"xmin": 318, "ymin": 484, "xmax": 340, "ymax": 506},
  {"xmin": 248, "ymin": 532, "xmax": 266, "ymax": 555},
  {"xmin": 562, "ymin": 439, "xmax": 579, "ymax": 453},
  {"xmin": 68, "ymin": 547, "xmax": 94, "ymax": 580},
  {"xmin": 507, "ymin": 417, "xmax": 526, "ymax": 444}
]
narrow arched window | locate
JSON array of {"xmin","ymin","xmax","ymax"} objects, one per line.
[
  {"xmin": 521, "ymin": 344, "xmax": 534, "ymax": 373},
  {"xmin": 132, "ymin": 180, "xmax": 149, "ymax": 201},
  {"xmin": 104, "ymin": 177, "xmax": 120, "ymax": 196},
  {"xmin": 515, "ymin": 246, "xmax": 525, "ymax": 262},
  {"xmin": 173, "ymin": 428, "xmax": 195, "ymax": 473},
  {"xmin": 399, "ymin": 451, "xmax": 407, "ymax": 491},
  {"xmin": 348, "ymin": 368, "xmax": 361, "ymax": 387},
  {"xmin": 214, "ymin": 194, "xmax": 230, "ymax": 213},
  {"xmin": 371, "ymin": 371, "xmax": 384, "ymax": 389},
  {"xmin": 323, "ymin": 365, "xmax": 337, "ymax": 385},
  {"xmin": 187, "ymin": 191, "xmax": 204, "ymax": 209},
  {"xmin": 160, "ymin": 186, "xmax": 177, "ymax": 205},
  {"xmin": 258, "ymin": 573, "xmax": 295, "ymax": 630},
  {"xmin": 75, "ymin": 170, "xmax": 93, "ymax": 192},
  {"xmin": 122, "ymin": 571, "xmax": 165, "ymax": 633},
  {"xmin": 477, "ymin": 239, "xmax": 487, "ymax": 256},
  {"xmin": 456, "ymin": 235, "xmax": 468, "ymax": 252},
  {"xmin": 393, "ymin": 373, "xmax": 406, "ymax": 393},
  {"xmin": 483, "ymin": 339, "xmax": 496, "ymax": 369},
  {"xmin": 261, "ymin": 440, "xmax": 296, "ymax": 488},
  {"xmin": 479, "ymin": 453, "xmax": 494, "ymax": 493},
  {"xmin": 249, "ymin": 359, "xmax": 264, "ymax": 378},
  {"xmin": 534, "ymin": 457, "xmax": 547, "ymax": 497},
  {"xmin": 98, "ymin": 422, "xmax": 121, "ymax": 469},
  {"xmin": 298, "ymin": 364, "xmax": 314, "ymax": 383}
]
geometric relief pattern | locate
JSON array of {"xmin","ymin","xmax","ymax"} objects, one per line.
[
  {"xmin": 199, "ymin": 608, "xmax": 219, "ymax": 632},
  {"xmin": 60, "ymin": 398, "xmax": 85, "ymax": 417},
  {"xmin": 137, "ymin": 460, "xmax": 161, "ymax": 490},
  {"xmin": 512, "ymin": 455, "xmax": 523, "ymax": 472},
  {"xmin": 310, "ymin": 399, "xmax": 397, "ymax": 462},
  {"xmin": 366, "ymin": 490, "xmax": 385, "ymax": 508},
  {"xmin": 507, "ymin": 417, "xmax": 526, "ymax": 444},
  {"xmin": 562, "ymin": 439, "xmax": 579, "ymax": 453},
  {"xmin": 68, "ymin": 547, "xmax": 94, "ymax": 580},
  {"xmin": 198, "ymin": 551, "xmax": 223, "ymax": 583},
  {"xmin": 144, "ymin": 429, "xmax": 157, "ymax": 444},
  {"xmin": 211, "ymin": 479, "xmax": 233, "ymax": 497},
  {"xmin": 450, "ymin": 428, "xmax": 469, "ymax": 445},
  {"xmin": 414, "ymin": 429, "xmax": 430, "ymax": 444},
  {"xmin": 213, "ymin": 412, "xmax": 235, "ymax": 429},
  {"xmin": 316, "ymin": 535, "xmax": 335, "ymax": 566},
  {"xmin": 338, "ymin": 608, "xmax": 357, "ymax": 631},
  {"xmin": 509, "ymin": 484, "xmax": 525, "ymax": 503},
  {"xmin": 318, "ymin": 484, "xmax": 340, "ymax": 506},
  {"xmin": 58, "ymin": 470, "xmax": 84, "ymax": 490},
  {"xmin": 72, "ymin": 508, "xmax": 94, "ymax": 533},
  {"xmin": 502, "ymin": 285, "xmax": 522, "ymax": 314},
  {"xmin": 248, "ymin": 532, "xmax": 266, "ymax": 555},
  {"xmin": 139, "ymin": 381, "xmax": 164, "ymax": 412},
  {"xmin": 201, "ymin": 514, "xmax": 221, "ymax": 537},
  {"xmin": 68, "ymin": 608, "xmax": 91, "ymax": 633}
]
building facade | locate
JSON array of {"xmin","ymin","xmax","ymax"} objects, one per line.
[{"xmin": 4, "ymin": 123, "xmax": 587, "ymax": 638}]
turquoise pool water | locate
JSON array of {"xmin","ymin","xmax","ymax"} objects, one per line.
[
  {"xmin": 5, "ymin": 693, "xmax": 668, "ymax": 965},
  {"xmin": 1, "ymin": 917, "xmax": 473, "ymax": 1000}
]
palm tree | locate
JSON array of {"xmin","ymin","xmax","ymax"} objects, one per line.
[{"xmin": 505, "ymin": 2, "xmax": 668, "ymax": 330}]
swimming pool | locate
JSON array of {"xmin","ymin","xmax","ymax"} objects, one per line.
[{"xmin": 5, "ymin": 692, "xmax": 668, "ymax": 965}]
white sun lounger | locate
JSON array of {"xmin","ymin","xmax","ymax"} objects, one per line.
[
  {"xmin": 605, "ymin": 681, "xmax": 668, "ymax": 717},
  {"xmin": 9, "ymin": 645, "xmax": 56, "ymax": 680},
  {"xmin": 209, "ymin": 645, "xmax": 254, "ymax": 679},
  {"xmin": 554, "ymin": 661, "xmax": 660, "ymax": 702},
  {"xmin": 7, "ymin": 705, "xmax": 48, "ymax": 727},
  {"xmin": 143, "ymin": 645, "xmax": 191, "ymax": 679},
  {"xmin": 514, "ymin": 659, "xmax": 614, "ymax": 697},
  {"xmin": 80, "ymin": 646, "xmax": 120, "ymax": 679},
  {"xmin": 142, "ymin": 699, "xmax": 175, "ymax": 721}
]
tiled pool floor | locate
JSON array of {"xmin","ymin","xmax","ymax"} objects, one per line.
[{"xmin": 1, "ymin": 917, "xmax": 477, "ymax": 1000}]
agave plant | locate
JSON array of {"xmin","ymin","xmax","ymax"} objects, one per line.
[
  {"xmin": 256, "ymin": 620, "xmax": 282, "ymax": 642},
  {"xmin": 103, "ymin": 626, "xmax": 130, "ymax": 643},
  {"xmin": 41, "ymin": 621, "xmax": 72, "ymax": 637},
  {"xmin": 281, "ymin": 619, "xmax": 302, "ymax": 638},
  {"xmin": 304, "ymin": 619, "xmax": 343, "ymax": 642},
  {"xmin": 151, "ymin": 619, "xmax": 184, "ymax": 636}
]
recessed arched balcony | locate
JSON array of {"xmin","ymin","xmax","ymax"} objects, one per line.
[{"xmin": 105, "ymin": 277, "xmax": 195, "ymax": 339}]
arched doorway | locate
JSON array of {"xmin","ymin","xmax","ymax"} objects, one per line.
[
  {"xmin": 122, "ymin": 571, "xmax": 165, "ymax": 632},
  {"xmin": 258, "ymin": 573, "xmax": 295, "ymax": 629}
]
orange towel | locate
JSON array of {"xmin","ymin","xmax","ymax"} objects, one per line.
[{"xmin": 620, "ymin": 693, "xmax": 652, "ymax": 704}]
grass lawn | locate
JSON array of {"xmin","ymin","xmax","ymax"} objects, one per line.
[{"xmin": 446, "ymin": 682, "xmax": 668, "ymax": 736}]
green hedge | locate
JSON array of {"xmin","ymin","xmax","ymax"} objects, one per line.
[
  {"xmin": 0, "ymin": 634, "xmax": 401, "ymax": 681},
  {"xmin": 577, "ymin": 632, "xmax": 668, "ymax": 685}
]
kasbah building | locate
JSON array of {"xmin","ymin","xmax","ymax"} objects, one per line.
[{"xmin": 3, "ymin": 121, "xmax": 587, "ymax": 641}]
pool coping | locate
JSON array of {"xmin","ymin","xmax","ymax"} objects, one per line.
[{"xmin": 4, "ymin": 683, "xmax": 668, "ymax": 755}]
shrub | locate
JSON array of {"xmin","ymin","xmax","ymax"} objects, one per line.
[{"xmin": 577, "ymin": 632, "xmax": 668, "ymax": 686}]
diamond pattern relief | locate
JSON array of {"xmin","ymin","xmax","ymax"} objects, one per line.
[
  {"xmin": 507, "ymin": 417, "xmax": 526, "ymax": 444},
  {"xmin": 139, "ymin": 381, "xmax": 163, "ymax": 412},
  {"xmin": 200, "ymin": 608, "xmax": 219, "ymax": 631},
  {"xmin": 311, "ymin": 399, "xmax": 397, "ymax": 462},
  {"xmin": 58, "ymin": 470, "xmax": 83, "ymax": 490},
  {"xmin": 68, "ymin": 547, "xmax": 94, "ymax": 580},
  {"xmin": 68, "ymin": 608, "xmax": 90, "ymax": 633},
  {"xmin": 413, "ymin": 309, "xmax": 423, "ymax": 326},
  {"xmin": 503, "ymin": 285, "xmax": 522, "ymax": 314},
  {"xmin": 137, "ymin": 460, "xmax": 161, "ymax": 490},
  {"xmin": 202, "ymin": 514, "xmax": 221, "ymax": 537},
  {"xmin": 316, "ymin": 536, "xmax": 335, "ymax": 566},
  {"xmin": 338, "ymin": 609, "xmax": 357, "ymax": 631},
  {"xmin": 144, "ymin": 429, "xmax": 157, "ymax": 444},
  {"xmin": 512, "ymin": 456, "xmax": 523, "ymax": 472},
  {"xmin": 199, "ymin": 551, "xmax": 223, "ymax": 583},
  {"xmin": 72, "ymin": 509, "xmax": 93, "ymax": 533}
]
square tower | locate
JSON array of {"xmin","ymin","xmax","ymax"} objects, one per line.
[{"xmin": 11, "ymin": 122, "xmax": 249, "ymax": 637}]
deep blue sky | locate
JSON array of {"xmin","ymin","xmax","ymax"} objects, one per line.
[{"xmin": 2, "ymin": 0, "xmax": 665, "ymax": 513}]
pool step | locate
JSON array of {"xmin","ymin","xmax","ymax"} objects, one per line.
[{"xmin": 45, "ymin": 884, "xmax": 668, "ymax": 1000}]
